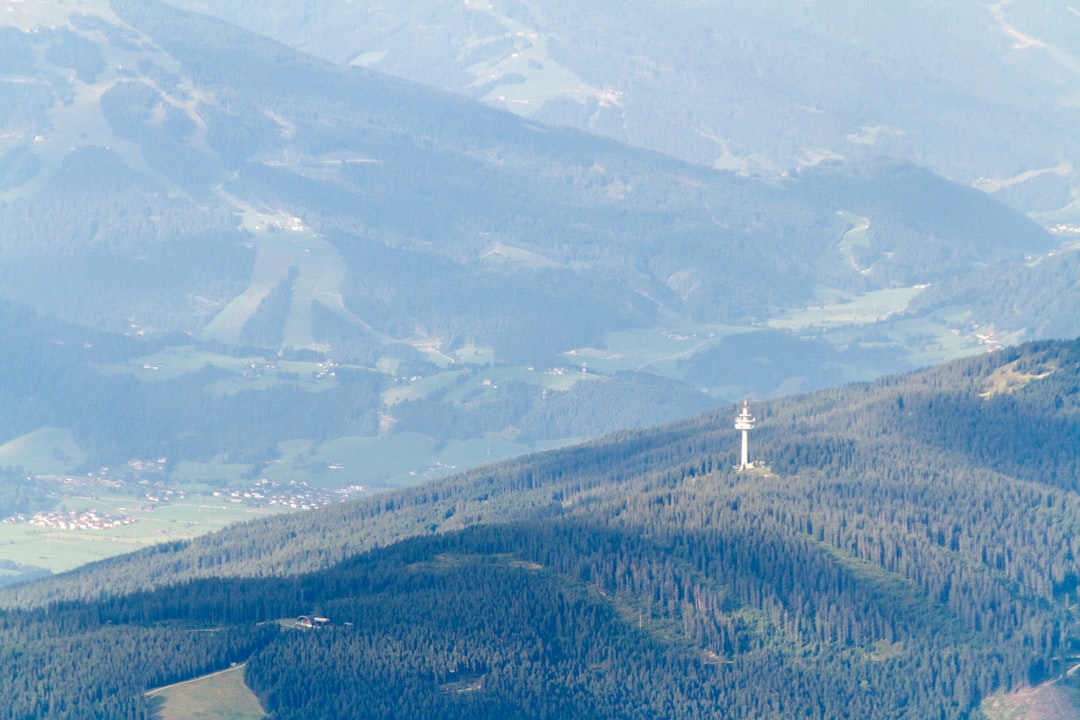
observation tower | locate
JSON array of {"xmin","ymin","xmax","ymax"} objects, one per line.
[{"xmin": 734, "ymin": 401, "xmax": 755, "ymax": 470}]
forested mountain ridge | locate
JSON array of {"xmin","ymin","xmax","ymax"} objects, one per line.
[
  {"xmin": 4, "ymin": 338, "xmax": 1080, "ymax": 717},
  {"xmin": 1, "ymin": 2, "xmax": 1078, "ymax": 715},
  {"xmin": 0, "ymin": 0, "xmax": 1065, "ymax": 505}
]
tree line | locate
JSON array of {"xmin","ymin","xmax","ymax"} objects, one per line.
[{"xmin": 4, "ymin": 339, "xmax": 1080, "ymax": 716}]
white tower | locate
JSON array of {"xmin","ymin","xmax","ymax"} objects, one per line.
[{"xmin": 734, "ymin": 400, "xmax": 755, "ymax": 470}]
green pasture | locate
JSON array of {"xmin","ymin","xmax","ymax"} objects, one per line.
[
  {"xmin": 767, "ymin": 286, "xmax": 926, "ymax": 330},
  {"xmin": 256, "ymin": 430, "xmax": 565, "ymax": 490},
  {"xmin": 533, "ymin": 367, "xmax": 603, "ymax": 392},
  {"xmin": 408, "ymin": 340, "xmax": 458, "ymax": 367},
  {"xmin": 277, "ymin": 432, "xmax": 438, "ymax": 489},
  {"xmin": 382, "ymin": 369, "xmax": 470, "ymax": 406},
  {"xmin": 199, "ymin": 285, "xmax": 271, "ymax": 347},
  {"xmin": 464, "ymin": 6, "xmax": 601, "ymax": 112},
  {"xmin": 886, "ymin": 307, "xmax": 1022, "ymax": 369},
  {"xmin": 199, "ymin": 224, "xmax": 305, "ymax": 346},
  {"xmin": 0, "ymin": 491, "xmax": 281, "ymax": 573},
  {"xmin": 101, "ymin": 346, "xmax": 232, "ymax": 381},
  {"xmin": 433, "ymin": 365, "xmax": 597, "ymax": 404},
  {"xmin": 282, "ymin": 237, "xmax": 353, "ymax": 351},
  {"xmin": 432, "ymin": 371, "xmax": 503, "ymax": 405},
  {"xmin": 147, "ymin": 664, "xmax": 265, "ymax": 720},
  {"xmin": 571, "ymin": 324, "xmax": 743, "ymax": 376},
  {"xmin": 455, "ymin": 343, "xmax": 496, "ymax": 365},
  {"xmin": 430, "ymin": 435, "xmax": 575, "ymax": 477},
  {"xmin": 391, "ymin": 335, "xmax": 493, "ymax": 370},
  {"xmin": 199, "ymin": 221, "xmax": 363, "ymax": 352},
  {"xmin": 103, "ymin": 345, "xmax": 347, "ymax": 390},
  {"xmin": 166, "ymin": 426, "xmax": 564, "ymax": 492},
  {"xmin": 0, "ymin": 426, "xmax": 87, "ymax": 476}
]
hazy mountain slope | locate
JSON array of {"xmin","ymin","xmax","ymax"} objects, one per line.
[
  {"xmin": 0, "ymin": 0, "xmax": 1057, "ymax": 343},
  {"xmin": 0, "ymin": 0, "xmax": 1061, "ymax": 507},
  {"xmin": 5, "ymin": 338, "xmax": 1080, "ymax": 718},
  {"xmin": 9, "ymin": 337, "xmax": 1080, "ymax": 602},
  {"xmin": 167, "ymin": 0, "xmax": 1080, "ymax": 220},
  {"xmin": 912, "ymin": 243, "xmax": 1080, "ymax": 341}
]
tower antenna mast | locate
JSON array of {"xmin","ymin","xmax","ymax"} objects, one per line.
[{"xmin": 734, "ymin": 400, "xmax": 755, "ymax": 470}]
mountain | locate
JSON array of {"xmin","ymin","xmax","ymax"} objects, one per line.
[
  {"xmin": 166, "ymin": 0, "xmax": 1080, "ymax": 220},
  {"xmin": 2, "ymin": 4, "xmax": 1076, "ymax": 716},
  {"xmin": 0, "ymin": 0, "xmax": 1071, "ymax": 567},
  {"xmin": 4, "ymin": 337, "xmax": 1080, "ymax": 718}
]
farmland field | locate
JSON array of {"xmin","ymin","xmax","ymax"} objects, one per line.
[
  {"xmin": 767, "ymin": 285, "xmax": 926, "ymax": 330},
  {"xmin": 0, "ymin": 488, "xmax": 286, "ymax": 574},
  {"xmin": 566, "ymin": 323, "xmax": 745, "ymax": 376}
]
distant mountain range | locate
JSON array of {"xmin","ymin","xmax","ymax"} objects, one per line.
[
  {"xmin": 6, "ymin": 336, "xmax": 1080, "ymax": 718},
  {"xmin": 5, "ymin": 5, "xmax": 1080, "ymax": 715},
  {"xmin": 0, "ymin": 0, "xmax": 1074, "ymax": 497},
  {"xmin": 169, "ymin": 0, "xmax": 1080, "ymax": 219}
]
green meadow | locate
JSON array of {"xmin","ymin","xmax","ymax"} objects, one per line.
[
  {"xmin": 147, "ymin": 664, "xmax": 265, "ymax": 720},
  {"xmin": 0, "ymin": 490, "xmax": 282, "ymax": 574}
]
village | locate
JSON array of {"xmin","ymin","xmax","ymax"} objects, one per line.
[
  {"xmin": 2, "ymin": 469, "xmax": 368, "ymax": 531},
  {"xmin": 212, "ymin": 478, "xmax": 367, "ymax": 511},
  {"xmin": 5, "ymin": 509, "xmax": 137, "ymax": 531}
]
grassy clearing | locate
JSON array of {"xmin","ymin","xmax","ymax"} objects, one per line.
[
  {"xmin": 281, "ymin": 234, "xmax": 351, "ymax": 351},
  {"xmin": 835, "ymin": 210, "xmax": 873, "ymax": 272},
  {"xmin": 382, "ymin": 369, "xmax": 583, "ymax": 408},
  {"xmin": 886, "ymin": 307, "xmax": 1028, "ymax": 370},
  {"xmin": 381, "ymin": 369, "xmax": 470, "ymax": 406},
  {"xmin": 0, "ymin": 526, "xmax": 134, "ymax": 573},
  {"xmin": 0, "ymin": 427, "xmax": 87, "ymax": 475},
  {"xmin": 432, "ymin": 365, "xmax": 598, "ymax": 404},
  {"xmin": 768, "ymin": 286, "xmax": 926, "ymax": 330},
  {"xmin": 199, "ymin": 286, "xmax": 272, "ymax": 346},
  {"xmin": 979, "ymin": 358, "xmax": 1058, "ymax": 398},
  {"xmin": 462, "ymin": 4, "xmax": 602, "ymax": 113},
  {"xmin": 455, "ymin": 343, "xmax": 496, "ymax": 365},
  {"xmin": 814, "ymin": 541, "xmax": 967, "ymax": 654},
  {"xmin": 572, "ymin": 324, "xmax": 742, "ymax": 376},
  {"xmin": 403, "ymin": 338, "xmax": 457, "ymax": 367},
  {"xmin": 887, "ymin": 319, "xmax": 982, "ymax": 368},
  {"xmin": 257, "ymin": 431, "xmax": 566, "ymax": 489},
  {"xmin": 102, "ymin": 346, "xmax": 254, "ymax": 381},
  {"xmin": 0, "ymin": 493, "xmax": 281, "ymax": 573},
  {"xmin": 147, "ymin": 664, "xmax": 265, "ymax": 720},
  {"xmin": 102, "ymin": 345, "xmax": 343, "ymax": 392},
  {"xmin": 198, "ymin": 220, "xmax": 356, "ymax": 352},
  {"xmin": 429, "ymin": 435, "xmax": 569, "ymax": 477},
  {"xmin": 199, "ymin": 226, "xmax": 301, "ymax": 346},
  {"xmin": 302, "ymin": 432, "xmax": 438, "ymax": 488}
]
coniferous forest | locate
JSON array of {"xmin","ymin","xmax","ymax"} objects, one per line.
[
  {"xmin": 3, "ymin": 338, "xmax": 1080, "ymax": 718},
  {"xmin": 3, "ymin": 3, "xmax": 1080, "ymax": 717}
]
